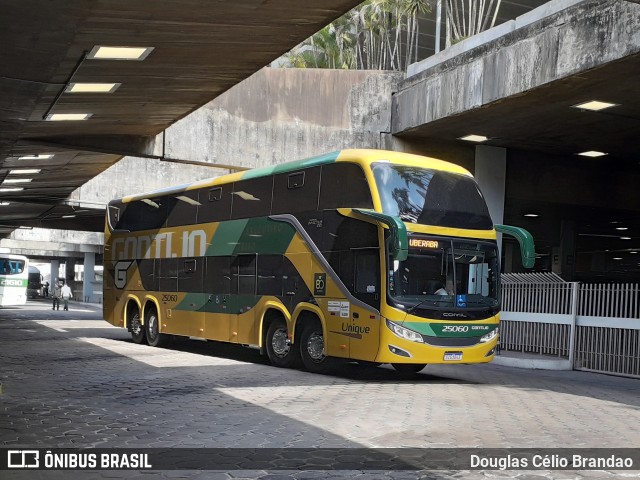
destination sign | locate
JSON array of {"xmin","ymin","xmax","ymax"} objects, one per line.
[{"xmin": 409, "ymin": 238, "xmax": 439, "ymax": 249}]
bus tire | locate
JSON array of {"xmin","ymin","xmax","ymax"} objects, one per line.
[
  {"xmin": 129, "ymin": 307, "xmax": 146, "ymax": 345},
  {"xmin": 392, "ymin": 363, "xmax": 426, "ymax": 375},
  {"xmin": 299, "ymin": 321, "xmax": 335, "ymax": 374},
  {"xmin": 265, "ymin": 319, "xmax": 299, "ymax": 368},
  {"xmin": 145, "ymin": 307, "xmax": 169, "ymax": 348}
]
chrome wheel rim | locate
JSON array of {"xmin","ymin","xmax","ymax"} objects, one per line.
[
  {"xmin": 271, "ymin": 328, "xmax": 290, "ymax": 357},
  {"xmin": 306, "ymin": 331, "xmax": 325, "ymax": 362},
  {"xmin": 131, "ymin": 313, "xmax": 142, "ymax": 335},
  {"xmin": 148, "ymin": 314, "xmax": 158, "ymax": 339}
]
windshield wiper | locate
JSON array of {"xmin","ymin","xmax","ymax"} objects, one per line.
[{"xmin": 406, "ymin": 297, "xmax": 449, "ymax": 314}]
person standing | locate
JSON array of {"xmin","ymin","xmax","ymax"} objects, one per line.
[
  {"xmin": 60, "ymin": 281, "xmax": 73, "ymax": 311},
  {"xmin": 52, "ymin": 281, "xmax": 62, "ymax": 310}
]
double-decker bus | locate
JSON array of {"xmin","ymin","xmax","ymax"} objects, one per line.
[
  {"xmin": 104, "ymin": 149, "xmax": 534, "ymax": 374},
  {"xmin": 0, "ymin": 254, "xmax": 29, "ymax": 307}
]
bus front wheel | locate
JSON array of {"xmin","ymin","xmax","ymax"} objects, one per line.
[
  {"xmin": 299, "ymin": 322, "xmax": 335, "ymax": 374},
  {"xmin": 265, "ymin": 319, "xmax": 299, "ymax": 368},
  {"xmin": 146, "ymin": 308, "xmax": 169, "ymax": 348}
]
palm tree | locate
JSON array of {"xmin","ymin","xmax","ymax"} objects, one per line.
[
  {"xmin": 445, "ymin": 0, "xmax": 502, "ymax": 46},
  {"xmin": 282, "ymin": 0, "xmax": 433, "ymax": 71}
]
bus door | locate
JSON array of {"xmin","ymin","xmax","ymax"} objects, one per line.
[{"xmin": 348, "ymin": 248, "xmax": 381, "ymax": 361}]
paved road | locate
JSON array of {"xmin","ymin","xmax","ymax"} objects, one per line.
[{"xmin": 2, "ymin": 299, "xmax": 640, "ymax": 479}]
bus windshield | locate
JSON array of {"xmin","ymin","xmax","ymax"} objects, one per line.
[
  {"xmin": 387, "ymin": 236, "xmax": 499, "ymax": 311},
  {"xmin": 372, "ymin": 162, "xmax": 493, "ymax": 230}
]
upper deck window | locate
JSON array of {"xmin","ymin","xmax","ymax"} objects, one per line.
[{"xmin": 371, "ymin": 163, "xmax": 493, "ymax": 230}]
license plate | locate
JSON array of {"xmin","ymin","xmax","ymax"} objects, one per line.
[{"xmin": 444, "ymin": 352, "xmax": 463, "ymax": 361}]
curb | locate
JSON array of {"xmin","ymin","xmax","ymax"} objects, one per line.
[{"xmin": 493, "ymin": 355, "xmax": 572, "ymax": 370}]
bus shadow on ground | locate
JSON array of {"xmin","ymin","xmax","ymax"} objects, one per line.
[{"xmin": 121, "ymin": 334, "xmax": 480, "ymax": 385}]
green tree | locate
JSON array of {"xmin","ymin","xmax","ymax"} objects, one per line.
[{"xmin": 282, "ymin": 0, "xmax": 432, "ymax": 72}]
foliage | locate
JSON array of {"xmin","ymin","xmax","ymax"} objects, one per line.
[{"xmin": 282, "ymin": 0, "xmax": 432, "ymax": 71}]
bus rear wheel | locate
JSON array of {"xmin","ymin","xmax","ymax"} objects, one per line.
[
  {"xmin": 146, "ymin": 307, "xmax": 169, "ymax": 348},
  {"xmin": 299, "ymin": 322, "xmax": 335, "ymax": 374},
  {"xmin": 265, "ymin": 319, "xmax": 299, "ymax": 368},
  {"xmin": 129, "ymin": 310, "xmax": 146, "ymax": 345},
  {"xmin": 392, "ymin": 363, "xmax": 426, "ymax": 375}
]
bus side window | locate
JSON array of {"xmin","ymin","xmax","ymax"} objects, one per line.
[
  {"xmin": 198, "ymin": 186, "xmax": 232, "ymax": 223},
  {"xmin": 272, "ymin": 167, "xmax": 321, "ymax": 214},
  {"xmin": 257, "ymin": 255, "xmax": 283, "ymax": 297},
  {"xmin": 167, "ymin": 192, "xmax": 200, "ymax": 227},
  {"xmin": 356, "ymin": 250, "xmax": 380, "ymax": 308},
  {"xmin": 233, "ymin": 255, "xmax": 256, "ymax": 295},
  {"xmin": 231, "ymin": 178, "xmax": 273, "ymax": 220},
  {"xmin": 355, "ymin": 250, "xmax": 379, "ymax": 295},
  {"xmin": 319, "ymin": 163, "xmax": 374, "ymax": 210},
  {"xmin": 206, "ymin": 257, "xmax": 233, "ymax": 295}
]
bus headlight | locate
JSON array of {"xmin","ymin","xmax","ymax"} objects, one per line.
[
  {"xmin": 386, "ymin": 320, "xmax": 424, "ymax": 343},
  {"xmin": 480, "ymin": 327, "xmax": 498, "ymax": 343}
]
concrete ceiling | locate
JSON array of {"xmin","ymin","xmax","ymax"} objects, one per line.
[{"xmin": 0, "ymin": 0, "xmax": 362, "ymax": 238}]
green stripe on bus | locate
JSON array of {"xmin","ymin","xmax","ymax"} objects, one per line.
[
  {"xmin": 207, "ymin": 217, "xmax": 296, "ymax": 256},
  {"xmin": 206, "ymin": 219, "xmax": 250, "ymax": 256},
  {"xmin": 234, "ymin": 217, "xmax": 296, "ymax": 255},
  {"xmin": 0, "ymin": 278, "xmax": 28, "ymax": 287},
  {"xmin": 241, "ymin": 152, "xmax": 340, "ymax": 180},
  {"xmin": 403, "ymin": 322, "xmax": 498, "ymax": 338},
  {"xmin": 176, "ymin": 293, "xmax": 260, "ymax": 314}
]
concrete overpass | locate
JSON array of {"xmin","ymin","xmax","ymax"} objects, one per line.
[
  {"xmin": 0, "ymin": 0, "xmax": 364, "ymax": 236},
  {"xmin": 390, "ymin": 0, "xmax": 640, "ymax": 281}
]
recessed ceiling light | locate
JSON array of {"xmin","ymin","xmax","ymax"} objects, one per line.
[
  {"xmin": 573, "ymin": 100, "xmax": 618, "ymax": 111},
  {"xmin": 87, "ymin": 45, "xmax": 154, "ymax": 61},
  {"xmin": 524, "ymin": 213, "xmax": 539, "ymax": 218},
  {"xmin": 46, "ymin": 113, "xmax": 92, "ymax": 121},
  {"xmin": 620, "ymin": 237, "xmax": 631, "ymax": 240},
  {"xmin": 3, "ymin": 178, "xmax": 32, "ymax": 184},
  {"xmin": 62, "ymin": 215, "xmax": 76, "ymax": 219},
  {"xmin": 578, "ymin": 151, "xmax": 608, "ymax": 157},
  {"xmin": 613, "ymin": 257, "xmax": 623, "ymax": 260},
  {"xmin": 18, "ymin": 154, "xmax": 53, "ymax": 160},
  {"xmin": 616, "ymin": 227, "xmax": 628, "ymax": 231},
  {"xmin": 66, "ymin": 83, "xmax": 121, "ymax": 93},
  {"xmin": 0, "ymin": 202, "xmax": 10, "ymax": 206},
  {"xmin": 9, "ymin": 169, "xmax": 41, "ymax": 175},
  {"xmin": 459, "ymin": 134, "xmax": 489, "ymax": 143},
  {"xmin": 630, "ymin": 251, "xmax": 638, "ymax": 254},
  {"xmin": 0, "ymin": 187, "xmax": 24, "ymax": 192}
]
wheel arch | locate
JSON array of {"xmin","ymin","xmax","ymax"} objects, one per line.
[
  {"xmin": 258, "ymin": 301, "xmax": 291, "ymax": 352},
  {"xmin": 142, "ymin": 295, "xmax": 162, "ymax": 329},
  {"xmin": 292, "ymin": 303, "xmax": 326, "ymax": 344}
]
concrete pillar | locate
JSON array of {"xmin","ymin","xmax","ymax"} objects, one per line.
[
  {"xmin": 474, "ymin": 145, "xmax": 507, "ymax": 255},
  {"xmin": 83, "ymin": 252, "xmax": 95, "ymax": 303},
  {"xmin": 50, "ymin": 259, "xmax": 60, "ymax": 293},
  {"xmin": 65, "ymin": 258, "xmax": 76, "ymax": 291}
]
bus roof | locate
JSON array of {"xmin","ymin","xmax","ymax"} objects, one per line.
[{"xmin": 118, "ymin": 149, "xmax": 472, "ymax": 204}]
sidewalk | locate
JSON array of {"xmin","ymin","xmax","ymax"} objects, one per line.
[{"xmin": 494, "ymin": 349, "xmax": 572, "ymax": 370}]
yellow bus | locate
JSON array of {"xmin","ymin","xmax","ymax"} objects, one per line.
[{"xmin": 103, "ymin": 149, "xmax": 534, "ymax": 374}]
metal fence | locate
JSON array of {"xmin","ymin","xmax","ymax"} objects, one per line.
[{"xmin": 500, "ymin": 277, "xmax": 640, "ymax": 378}]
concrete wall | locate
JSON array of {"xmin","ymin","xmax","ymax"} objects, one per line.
[
  {"xmin": 164, "ymin": 68, "xmax": 402, "ymax": 170},
  {"xmin": 70, "ymin": 68, "xmax": 402, "ymax": 205}
]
